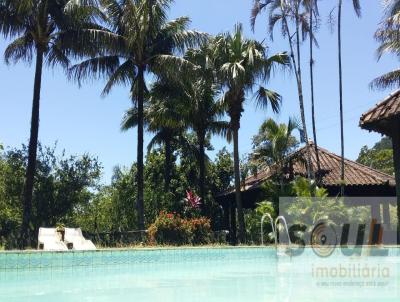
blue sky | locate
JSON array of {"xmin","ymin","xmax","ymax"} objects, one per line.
[{"xmin": 0, "ymin": 0, "xmax": 397, "ymax": 183}]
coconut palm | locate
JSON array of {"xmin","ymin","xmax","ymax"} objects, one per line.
[
  {"xmin": 251, "ymin": 118, "xmax": 299, "ymax": 169},
  {"xmin": 251, "ymin": 0, "xmax": 313, "ymax": 179},
  {"xmin": 251, "ymin": 117, "xmax": 300, "ymax": 191},
  {"xmin": 336, "ymin": 0, "xmax": 361, "ymax": 195},
  {"xmin": 214, "ymin": 23, "xmax": 289, "ymax": 243},
  {"xmin": 69, "ymin": 0, "xmax": 206, "ymax": 229},
  {"xmin": 0, "ymin": 0, "xmax": 102, "ymax": 247},
  {"xmin": 121, "ymin": 91, "xmax": 185, "ymax": 192},
  {"xmin": 181, "ymin": 47, "xmax": 230, "ymax": 206},
  {"xmin": 371, "ymin": 0, "xmax": 400, "ymax": 89},
  {"xmin": 142, "ymin": 46, "xmax": 229, "ymax": 207}
]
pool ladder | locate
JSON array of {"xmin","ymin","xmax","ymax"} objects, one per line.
[{"xmin": 261, "ymin": 214, "xmax": 292, "ymax": 257}]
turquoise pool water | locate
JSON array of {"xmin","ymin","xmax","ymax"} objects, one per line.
[{"xmin": 0, "ymin": 247, "xmax": 399, "ymax": 301}]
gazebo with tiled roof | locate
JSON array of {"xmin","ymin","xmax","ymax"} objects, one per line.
[
  {"xmin": 217, "ymin": 143, "xmax": 397, "ymax": 242},
  {"xmin": 360, "ymin": 90, "xmax": 400, "ymax": 243}
]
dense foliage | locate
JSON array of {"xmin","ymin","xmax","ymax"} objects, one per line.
[
  {"xmin": 0, "ymin": 143, "xmax": 101, "ymax": 248},
  {"xmin": 357, "ymin": 137, "xmax": 394, "ymax": 175},
  {"xmin": 0, "ymin": 142, "xmax": 233, "ymax": 248}
]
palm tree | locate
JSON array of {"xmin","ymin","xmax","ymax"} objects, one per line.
[
  {"xmin": 70, "ymin": 0, "xmax": 206, "ymax": 230},
  {"xmin": 337, "ymin": 0, "xmax": 361, "ymax": 196},
  {"xmin": 307, "ymin": 0, "xmax": 322, "ymax": 180},
  {"xmin": 251, "ymin": 0, "xmax": 313, "ymax": 179},
  {"xmin": 251, "ymin": 117, "xmax": 299, "ymax": 190},
  {"xmin": 251, "ymin": 118, "xmax": 299, "ymax": 169},
  {"xmin": 0, "ymin": 0, "xmax": 101, "ymax": 247},
  {"xmin": 214, "ymin": 23, "xmax": 289, "ymax": 243},
  {"xmin": 142, "ymin": 45, "xmax": 229, "ymax": 208},
  {"xmin": 181, "ymin": 47, "xmax": 229, "ymax": 207},
  {"xmin": 371, "ymin": 0, "xmax": 400, "ymax": 89},
  {"xmin": 121, "ymin": 92, "xmax": 184, "ymax": 192}
]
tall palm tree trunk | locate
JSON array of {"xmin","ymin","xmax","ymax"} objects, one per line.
[
  {"xmin": 20, "ymin": 48, "xmax": 44, "ymax": 249},
  {"xmin": 232, "ymin": 124, "xmax": 245, "ymax": 243},
  {"xmin": 309, "ymin": 0, "xmax": 321, "ymax": 181},
  {"xmin": 136, "ymin": 67, "xmax": 145, "ymax": 230},
  {"xmin": 164, "ymin": 137, "xmax": 172, "ymax": 192},
  {"xmin": 198, "ymin": 133, "xmax": 206, "ymax": 214},
  {"xmin": 338, "ymin": 0, "xmax": 345, "ymax": 196},
  {"xmin": 282, "ymin": 11, "xmax": 312, "ymax": 179}
]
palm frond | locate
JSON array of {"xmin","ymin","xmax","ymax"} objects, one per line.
[
  {"xmin": 4, "ymin": 34, "xmax": 34, "ymax": 64},
  {"xmin": 121, "ymin": 107, "xmax": 139, "ymax": 131},
  {"xmin": 254, "ymin": 86, "xmax": 281, "ymax": 113},
  {"xmin": 68, "ymin": 55, "xmax": 121, "ymax": 86},
  {"xmin": 102, "ymin": 59, "xmax": 136, "ymax": 96},
  {"xmin": 352, "ymin": 0, "xmax": 361, "ymax": 18},
  {"xmin": 370, "ymin": 69, "xmax": 400, "ymax": 90},
  {"xmin": 151, "ymin": 54, "xmax": 197, "ymax": 77},
  {"xmin": 250, "ymin": 0, "xmax": 272, "ymax": 31}
]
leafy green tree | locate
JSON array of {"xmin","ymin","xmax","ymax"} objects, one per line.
[
  {"xmin": 208, "ymin": 147, "xmax": 234, "ymax": 197},
  {"xmin": 0, "ymin": 0, "xmax": 102, "ymax": 247},
  {"xmin": 215, "ymin": 23, "xmax": 289, "ymax": 243},
  {"xmin": 0, "ymin": 145, "xmax": 24, "ymax": 247},
  {"xmin": 357, "ymin": 137, "xmax": 394, "ymax": 175},
  {"xmin": 0, "ymin": 143, "xmax": 101, "ymax": 248},
  {"xmin": 70, "ymin": 0, "xmax": 206, "ymax": 229}
]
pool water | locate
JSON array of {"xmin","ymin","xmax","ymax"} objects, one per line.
[{"xmin": 0, "ymin": 247, "xmax": 399, "ymax": 302}]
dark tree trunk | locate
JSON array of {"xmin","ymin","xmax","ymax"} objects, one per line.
[
  {"xmin": 391, "ymin": 122, "xmax": 400, "ymax": 244},
  {"xmin": 136, "ymin": 67, "xmax": 145, "ymax": 230},
  {"xmin": 164, "ymin": 136, "xmax": 172, "ymax": 193},
  {"xmin": 282, "ymin": 8, "xmax": 312, "ymax": 179},
  {"xmin": 309, "ymin": 0, "xmax": 322, "ymax": 182},
  {"xmin": 20, "ymin": 48, "xmax": 44, "ymax": 249},
  {"xmin": 338, "ymin": 0, "xmax": 345, "ymax": 196},
  {"xmin": 230, "ymin": 200, "xmax": 237, "ymax": 245},
  {"xmin": 294, "ymin": 8, "xmax": 313, "ymax": 179},
  {"xmin": 232, "ymin": 126, "xmax": 245, "ymax": 243},
  {"xmin": 198, "ymin": 132, "xmax": 206, "ymax": 214}
]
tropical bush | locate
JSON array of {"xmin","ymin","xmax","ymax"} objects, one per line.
[
  {"xmin": 147, "ymin": 211, "xmax": 212, "ymax": 246},
  {"xmin": 245, "ymin": 201, "xmax": 276, "ymax": 245}
]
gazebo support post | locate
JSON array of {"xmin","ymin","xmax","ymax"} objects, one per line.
[
  {"xmin": 382, "ymin": 203, "xmax": 391, "ymax": 225},
  {"xmin": 230, "ymin": 201, "xmax": 237, "ymax": 245},
  {"xmin": 391, "ymin": 121, "xmax": 400, "ymax": 244},
  {"xmin": 371, "ymin": 203, "xmax": 382, "ymax": 224}
]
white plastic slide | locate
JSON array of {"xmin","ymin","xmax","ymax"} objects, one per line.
[
  {"xmin": 64, "ymin": 228, "xmax": 96, "ymax": 251},
  {"xmin": 38, "ymin": 228, "xmax": 68, "ymax": 251}
]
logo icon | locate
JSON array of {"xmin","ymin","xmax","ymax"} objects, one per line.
[{"xmin": 311, "ymin": 221, "xmax": 337, "ymax": 257}]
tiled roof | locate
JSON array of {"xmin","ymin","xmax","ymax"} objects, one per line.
[
  {"xmin": 223, "ymin": 143, "xmax": 395, "ymax": 195},
  {"xmin": 360, "ymin": 90, "xmax": 400, "ymax": 134}
]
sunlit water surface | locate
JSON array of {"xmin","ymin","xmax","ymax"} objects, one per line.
[{"xmin": 0, "ymin": 247, "xmax": 399, "ymax": 302}]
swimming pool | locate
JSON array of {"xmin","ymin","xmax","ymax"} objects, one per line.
[{"xmin": 0, "ymin": 247, "xmax": 399, "ymax": 301}]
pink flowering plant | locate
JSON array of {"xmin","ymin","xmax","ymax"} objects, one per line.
[{"xmin": 183, "ymin": 190, "xmax": 201, "ymax": 217}]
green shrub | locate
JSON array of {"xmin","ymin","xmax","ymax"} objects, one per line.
[
  {"xmin": 245, "ymin": 201, "xmax": 276, "ymax": 245},
  {"xmin": 147, "ymin": 211, "xmax": 212, "ymax": 245}
]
